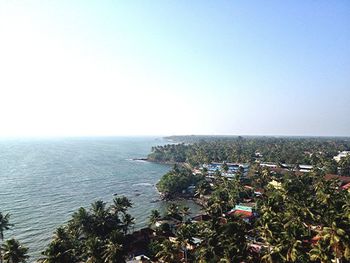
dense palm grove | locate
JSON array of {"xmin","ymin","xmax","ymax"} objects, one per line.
[
  {"xmin": 148, "ymin": 168, "xmax": 350, "ymax": 263},
  {"xmin": 148, "ymin": 136, "xmax": 350, "ymax": 174},
  {"xmin": 156, "ymin": 165, "xmax": 203, "ymax": 198},
  {"xmin": 0, "ymin": 197, "xmax": 134, "ymax": 263},
  {"xmin": 147, "ymin": 136, "xmax": 350, "ymax": 262},
  {"xmin": 2, "ymin": 168, "xmax": 349, "ymax": 262},
  {"xmin": 39, "ymin": 196, "xmax": 134, "ymax": 262}
]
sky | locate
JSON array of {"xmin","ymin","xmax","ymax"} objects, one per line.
[{"xmin": 0, "ymin": 1, "xmax": 349, "ymax": 137}]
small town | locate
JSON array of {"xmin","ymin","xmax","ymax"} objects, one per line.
[
  {"xmin": 0, "ymin": 1, "xmax": 349, "ymax": 263},
  {"xmin": 124, "ymin": 144, "xmax": 350, "ymax": 262}
]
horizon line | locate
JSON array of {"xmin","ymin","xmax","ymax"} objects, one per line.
[{"xmin": 0, "ymin": 134, "xmax": 349, "ymax": 140}]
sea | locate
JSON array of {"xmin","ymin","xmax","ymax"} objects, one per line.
[{"xmin": 0, "ymin": 137, "xmax": 201, "ymax": 262}]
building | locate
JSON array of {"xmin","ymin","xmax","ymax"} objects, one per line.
[
  {"xmin": 259, "ymin": 162, "xmax": 278, "ymax": 169},
  {"xmin": 203, "ymin": 162, "xmax": 249, "ymax": 177},
  {"xmin": 333, "ymin": 151, "xmax": 350, "ymax": 162},
  {"xmin": 297, "ymin": 164, "xmax": 313, "ymax": 173},
  {"xmin": 324, "ymin": 174, "xmax": 350, "ymax": 186},
  {"xmin": 259, "ymin": 162, "xmax": 313, "ymax": 173},
  {"xmin": 227, "ymin": 204, "xmax": 256, "ymax": 223}
]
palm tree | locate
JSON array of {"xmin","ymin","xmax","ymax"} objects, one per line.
[
  {"xmin": 121, "ymin": 214, "xmax": 134, "ymax": 234},
  {"xmin": 0, "ymin": 213, "xmax": 12, "ymax": 241},
  {"xmin": 155, "ymin": 240, "xmax": 178, "ymax": 263},
  {"xmin": 111, "ymin": 197, "xmax": 132, "ymax": 214},
  {"xmin": 195, "ymin": 230, "xmax": 220, "ymax": 263},
  {"xmin": 339, "ymin": 156, "xmax": 350, "ymax": 175},
  {"xmin": 166, "ymin": 203, "xmax": 181, "ymax": 221},
  {"xmin": 222, "ymin": 163, "xmax": 229, "ymax": 173},
  {"xmin": 309, "ymin": 242, "xmax": 332, "ymax": 263},
  {"xmin": 175, "ymin": 223, "xmax": 196, "ymax": 263},
  {"xmin": 40, "ymin": 196, "xmax": 133, "ymax": 263},
  {"xmin": 148, "ymin": 210, "xmax": 161, "ymax": 227},
  {"xmin": 1, "ymin": 239, "xmax": 29, "ymax": 263},
  {"xmin": 102, "ymin": 241, "xmax": 124, "ymax": 263},
  {"xmin": 317, "ymin": 222, "xmax": 348, "ymax": 262},
  {"xmin": 40, "ymin": 235, "xmax": 76, "ymax": 263},
  {"xmin": 91, "ymin": 201, "xmax": 109, "ymax": 219},
  {"xmin": 69, "ymin": 207, "xmax": 92, "ymax": 236},
  {"xmin": 195, "ymin": 180, "xmax": 211, "ymax": 198},
  {"xmin": 90, "ymin": 201, "xmax": 111, "ymax": 238},
  {"xmin": 84, "ymin": 237, "xmax": 103, "ymax": 263},
  {"xmin": 0, "ymin": 212, "xmax": 13, "ymax": 263}
]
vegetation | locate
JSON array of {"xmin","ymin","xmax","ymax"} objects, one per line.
[
  {"xmin": 148, "ymin": 136, "xmax": 350, "ymax": 174},
  {"xmin": 3, "ymin": 169, "xmax": 349, "ymax": 262},
  {"xmin": 339, "ymin": 156, "xmax": 350, "ymax": 176},
  {"xmin": 145, "ymin": 136, "xmax": 350, "ymax": 261},
  {"xmin": 1, "ymin": 239, "xmax": 29, "ymax": 263},
  {"xmin": 39, "ymin": 196, "xmax": 134, "ymax": 263},
  {"xmin": 257, "ymin": 171, "xmax": 350, "ymax": 262},
  {"xmin": 0, "ymin": 212, "xmax": 29, "ymax": 263},
  {"xmin": 149, "ymin": 169, "xmax": 350, "ymax": 263},
  {"xmin": 156, "ymin": 165, "xmax": 204, "ymax": 198}
]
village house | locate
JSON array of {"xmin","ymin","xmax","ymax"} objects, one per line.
[
  {"xmin": 333, "ymin": 151, "xmax": 350, "ymax": 162},
  {"xmin": 202, "ymin": 162, "xmax": 250, "ymax": 177}
]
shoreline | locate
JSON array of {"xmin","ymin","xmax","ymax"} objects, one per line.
[{"xmin": 133, "ymin": 157, "xmax": 182, "ymax": 165}]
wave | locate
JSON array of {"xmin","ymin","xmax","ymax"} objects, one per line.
[{"xmin": 132, "ymin": 182, "xmax": 153, "ymax": 187}]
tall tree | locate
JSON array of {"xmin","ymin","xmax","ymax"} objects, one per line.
[
  {"xmin": 0, "ymin": 212, "xmax": 13, "ymax": 263},
  {"xmin": 1, "ymin": 239, "xmax": 29, "ymax": 263},
  {"xmin": 0, "ymin": 213, "xmax": 12, "ymax": 241},
  {"xmin": 148, "ymin": 210, "xmax": 161, "ymax": 227},
  {"xmin": 155, "ymin": 240, "xmax": 179, "ymax": 263}
]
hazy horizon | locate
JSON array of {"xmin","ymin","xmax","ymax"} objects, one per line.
[
  {"xmin": 0, "ymin": 1, "xmax": 349, "ymax": 137},
  {"xmin": 0, "ymin": 134, "xmax": 349, "ymax": 140}
]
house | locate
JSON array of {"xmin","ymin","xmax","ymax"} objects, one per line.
[
  {"xmin": 297, "ymin": 164, "xmax": 313, "ymax": 173},
  {"xmin": 260, "ymin": 163, "xmax": 313, "ymax": 173},
  {"xmin": 169, "ymin": 236, "xmax": 202, "ymax": 251},
  {"xmin": 227, "ymin": 204, "xmax": 255, "ymax": 222},
  {"xmin": 125, "ymin": 228, "xmax": 155, "ymax": 261},
  {"xmin": 203, "ymin": 162, "xmax": 250, "ymax": 178},
  {"xmin": 203, "ymin": 162, "xmax": 222, "ymax": 172},
  {"xmin": 333, "ymin": 151, "xmax": 350, "ymax": 162},
  {"xmin": 254, "ymin": 189, "xmax": 264, "ymax": 197},
  {"xmin": 259, "ymin": 162, "xmax": 278, "ymax": 169},
  {"xmin": 341, "ymin": 182, "xmax": 350, "ymax": 192},
  {"xmin": 255, "ymin": 152, "xmax": 263, "ymax": 158},
  {"xmin": 324, "ymin": 174, "xmax": 350, "ymax": 186},
  {"xmin": 154, "ymin": 218, "xmax": 181, "ymax": 235},
  {"xmin": 280, "ymin": 163, "xmax": 294, "ymax": 169}
]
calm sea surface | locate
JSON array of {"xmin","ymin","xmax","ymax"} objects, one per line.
[{"xmin": 0, "ymin": 137, "xmax": 200, "ymax": 262}]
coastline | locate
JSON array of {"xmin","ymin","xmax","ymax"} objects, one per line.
[
  {"xmin": 133, "ymin": 157, "xmax": 183, "ymax": 165},
  {"xmin": 133, "ymin": 157, "xmax": 205, "ymax": 210}
]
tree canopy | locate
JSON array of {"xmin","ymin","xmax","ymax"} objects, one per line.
[{"xmin": 148, "ymin": 136, "xmax": 350, "ymax": 173}]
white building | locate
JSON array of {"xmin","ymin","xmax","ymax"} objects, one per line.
[{"xmin": 333, "ymin": 151, "xmax": 350, "ymax": 162}]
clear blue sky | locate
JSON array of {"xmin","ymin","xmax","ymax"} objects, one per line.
[{"xmin": 0, "ymin": 1, "xmax": 349, "ymax": 136}]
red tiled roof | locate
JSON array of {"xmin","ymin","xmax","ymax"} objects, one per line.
[
  {"xmin": 341, "ymin": 182, "xmax": 350, "ymax": 190},
  {"xmin": 228, "ymin": 209, "xmax": 253, "ymax": 218},
  {"xmin": 311, "ymin": 235, "xmax": 321, "ymax": 241},
  {"xmin": 324, "ymin": 174, "xmax": 350, "ymax": 184}
]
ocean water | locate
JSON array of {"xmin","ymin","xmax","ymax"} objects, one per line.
[{"xmin": 0, "ymin": 137, "xmax": 200, "ymax": 262}]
